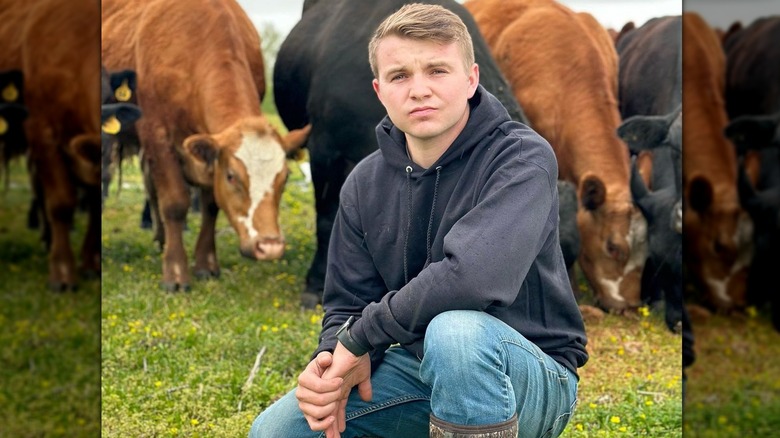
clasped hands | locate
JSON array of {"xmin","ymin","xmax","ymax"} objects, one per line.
[{"xmin": 296, "ymin": 342, "xmax": 372, "ymax": 438}]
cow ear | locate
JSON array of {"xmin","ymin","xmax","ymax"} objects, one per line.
[
  {"xmin": 630, "ymin": 158, "xmax": 651, "ymax": 216},
  {"xmin": 617, "ymin": 115, "xmax": 668, "ymax": 153},
  {"xmin": 580, "ymin": 174, "xmax": 606, "ymax": 211},
  {"xmin": 281, "ymin": 124, "xmax": 311, "ymax": 159},
  {"xmin": 110, "ymin": 69, "xmax": 137, "ymax": 102},
  {"xmin": 66, "ymin": 134, "xmax": 102, "ymax": 186},
  {"xmin": 101, "ymin": 103, "xmax": 142, "ymax": 133},
  {"xmin": 0, "ymin": 69, "xmax": 23, "ymax": 103},
  {"xmin": 724, "ymin": 114, "xmax": 778, "ymax": 154},
  {"xmin": 179, "ymin": 134, "xmax": 218, "ymax": 187},
  {"xmin": 737, "ymin": 165, "xmax": 758, "ymax": 212},
  {"xmin": 282, "ymin": 123, "xmax": 311, "ymax": 161},
  {"xmin": 688, "ymin": 175, "xmax": 713, "ymax": 213}
]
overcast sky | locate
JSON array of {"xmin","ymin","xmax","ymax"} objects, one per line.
[{"xmin": 236, "ymin": 0, "xmax": 686, "ymax": 38}]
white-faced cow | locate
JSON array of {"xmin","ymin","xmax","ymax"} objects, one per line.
[
  {"xmin": 465, "ymin": 0, "xmax": 647, "ymax": 312},
  {"xmin": 274, "ymin": 0, "xmax": 527, "ymax": 307},
  {"xmin": 102, "ymin": 0, "xmax": 309, "ymax": 291}
]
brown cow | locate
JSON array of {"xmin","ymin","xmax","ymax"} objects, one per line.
[
  {"xmin": 465, "ymin": 0, "xmax": 646, "ymax": 311},
  {"xmin": 0, "ymin": 0, "xmax": 102, "ymax": 289},
  {"xmin": 101, "ymin": 0, "xmax": 309, "ymax": 291},
  {"xmin": 683, "ymin": 12, "xmax": 751, "ymax": 310}
]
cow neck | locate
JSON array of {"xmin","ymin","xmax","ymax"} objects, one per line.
[
  {"xmin": 558, "ymin": 106, "xmax": 629, "ymax": 190},
  {"xmin": 199, "ymin": 65, "xmax": 262, "ymax": 134}
]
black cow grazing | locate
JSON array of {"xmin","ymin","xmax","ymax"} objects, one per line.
[
  {"xmin": 101, "ymin": 102, "xmax": 142, "ymax": 210},
  {"xmin": 722, "ymin": 16, "xmax": 780, "ymax": 331},
  {"xmin": 275, "ymin": 0, "xmax": 527, "ymax": 307},
  {"xmin": 616, "ymin": 15, "xmax": 685, "ymax": 333},
  {"xmin": 619, "ymin": 110, "xmax": 683, "ymax": 332},
  {"xmin": 101, "ymin": 67, "xmax": 140, "ymax": 206}
]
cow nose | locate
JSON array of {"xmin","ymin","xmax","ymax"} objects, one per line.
[{"xmin": 255, "ymin": 236, "xmax": 285, "ymax": 260}]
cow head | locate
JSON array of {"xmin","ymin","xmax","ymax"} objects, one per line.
[
  {"xmin": 577, "ymin": 172, "xmax": 646, "ymax": 311},
  {"xmin": 684, "ymin": 173, "xmax": 751, "ymax": 309},
  {"xmin": 178, "ymin": 117, "xmax": 309, "ymax": 260}
]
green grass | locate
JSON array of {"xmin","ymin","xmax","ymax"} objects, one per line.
[
  {"xmin": 684, "ymin": 312, "xmax": 780, "ymax": 437},
  {"xmin": 0, "ymin": 158, "xmax": 101, "ymax": 437}
]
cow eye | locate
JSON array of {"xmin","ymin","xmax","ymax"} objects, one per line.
[{"xmin": 226, "ymin": 171, "xmax": 235, "ymax": 183}]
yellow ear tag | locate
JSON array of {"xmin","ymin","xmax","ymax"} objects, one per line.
[
  {"xmin": 2, "ymin": 83, "xmax": 18, "ymax": 102},
  {"xmin": 102, "ymin": 115, "xmax": 121, "ymax": 134},
  {"xmin": 0, "ymin": 117, "xmax": 7, "ymax": 135},
  {"xmin": 115, "ymin": 79, "xmax": 132, "ymax": 102}
]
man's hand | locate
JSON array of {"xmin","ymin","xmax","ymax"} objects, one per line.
[
  {"xmin": 295, "ymin": 351, "xmax": 344, "ymax": 432},
  {"xmin": 321, "ymin": 342, "xmax": 373, "ymax": 435}
]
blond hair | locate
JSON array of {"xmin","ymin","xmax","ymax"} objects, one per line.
[{"xmin": 368, "ymin": 3, "xmax": 475, "ymax": 78}]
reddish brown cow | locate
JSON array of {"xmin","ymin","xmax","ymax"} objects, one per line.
[
  {"xmin": 465, "ymin": 0, "xmax": 646, "ymax": 311},
  {"xmin": 683, "ymin": 12, "xmax": 750, "ymax": 310},
  {"xmin": 0, "ymin": 0, "xmax": 102, "ymax": 290},
  {"xmin": 101, "ymin": 0, "xmax": 309, "ymax": 291}
]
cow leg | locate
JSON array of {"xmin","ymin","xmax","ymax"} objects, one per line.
[
  {"xmin": 34, "ymin": 153, "xmax": 78, "ymax": 291},
  {"xmin": 193, "ymin": 186, "xmax": 219, "ymax": 279},
  {"xmin": 305, "ymin": 155, "xmax": 348, "ymax": 307},
  {"xmin": 143, "ymin": 146, "xmax": 191, "ymax": 291},
  {"xmin": 142, "ymin": 157, "xmax": 164, "ymax": 246},
  {"xmin": 80, "ymin": 186, "xmax": 102, "ymax": 278}
]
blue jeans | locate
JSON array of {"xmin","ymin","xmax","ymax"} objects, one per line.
[{"xmin": 249, "ymin": 310, "xmax": 578, "ymax": 438}]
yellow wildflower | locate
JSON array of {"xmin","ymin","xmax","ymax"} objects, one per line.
[{"xmin": 610, "ymin": 416, "xmax": 620, "ymax": 424}]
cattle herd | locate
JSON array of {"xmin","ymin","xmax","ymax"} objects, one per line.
[{"xmin": 0, "ymin": 0, "xmax": 777, "ymax": 332}]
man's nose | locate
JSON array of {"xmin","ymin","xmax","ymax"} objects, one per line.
[{"xmin": 409, "ymin": 76, "xmax": 432, "ymax": 99}]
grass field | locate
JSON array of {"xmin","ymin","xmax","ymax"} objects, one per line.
[
  {"xmin": 0, "ymin": 159, "xmax": 101, "ymax": 437},
  {"xmin": 5, "ymin": 113, "xmax": 775, "ymax": 436}
]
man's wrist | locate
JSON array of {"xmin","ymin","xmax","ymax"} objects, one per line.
[{"xmin": 335, "ymin": 316, "xmax": 371, "ymax": 357}]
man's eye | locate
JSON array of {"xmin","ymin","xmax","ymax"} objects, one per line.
[{"xmin": 391, "ymin": 74, "xmax": 406, "ymax": 81}]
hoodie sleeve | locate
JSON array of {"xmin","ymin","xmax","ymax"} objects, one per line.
[
  {"xmin": 312, "ymin": 170, "xmax": 391, "ymax": 368},
  {"xmin": 350, "ymin": 134, "xmax": 558, "ymax": 350}
]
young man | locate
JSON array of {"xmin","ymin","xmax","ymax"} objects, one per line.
[{"xmin": 250, "ymin": 4, "xmax": 587, "ymax": 437}]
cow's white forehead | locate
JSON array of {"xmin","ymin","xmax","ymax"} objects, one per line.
[{"xmin": 234, "ymin": 132, "xmax": 285, "ymax": 239}]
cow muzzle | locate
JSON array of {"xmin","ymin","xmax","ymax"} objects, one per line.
[{"xmin": 241, "ymin": 236, "xmax": 285, "ymax": 260}]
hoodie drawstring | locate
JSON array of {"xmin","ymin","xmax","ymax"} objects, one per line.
[{"xmin": 403, "ymin": 165, "xmax": 442, "ymax": 284}]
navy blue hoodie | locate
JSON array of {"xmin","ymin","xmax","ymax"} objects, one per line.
[{"xmin": 315, "ymin": 85, "xmax": 588, "ymax": 375}]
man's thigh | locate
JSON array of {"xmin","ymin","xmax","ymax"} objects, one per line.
[{"xmin": 249, "ymin": 347, "xmax": 432, "ymax": 438}]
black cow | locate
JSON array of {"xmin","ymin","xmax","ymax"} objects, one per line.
[
  {"xmin": 722, "ymin": 16, "xmax": 780, "ymax": 331},
  {"xmin": 101, "ymin": 67, "xmax": 140, "ymax": 206},
  {"xmin": 275, "ymin": 0, "xmax": 527, "ymax": 307},
  {"xmin": 101, "ymin": 102, "xmax": 142, "ymax": 210},
  {"xmin": 557, "ymin": 180, "xmax": 580, "ymax": 292},
  {"xmin": 0, "ymin": 70, "xmax": 26, "ymax": 168},
  {"xmin": 616, "ymin": 16, "xmax": 684, "ymax": 333}
]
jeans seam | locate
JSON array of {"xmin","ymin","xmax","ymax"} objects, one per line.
[
  {"xmin": 345, "ymin": 394, "xmax": 431, "ymax": 420},
  {"xmin": 499, "ymin": 340, "xmax": 514, "ymax": 420}
]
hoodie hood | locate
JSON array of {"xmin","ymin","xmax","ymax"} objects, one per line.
[{"xmin": 376, "ymin": 85, "xmax": 511, "ymax": 173}]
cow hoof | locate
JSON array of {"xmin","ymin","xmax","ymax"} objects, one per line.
[
  {"xmin": 194, "ymin": 269, "xmax": 220, "ymax": 280},
  {"xmin": 161, "ymin": 282, "xmax": 191, "ymax": 293},
  {"xmin": 300, "ymin": 291, "xmax": 321, "ymax": 310}
]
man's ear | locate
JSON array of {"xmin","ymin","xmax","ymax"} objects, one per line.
[
  {"xmin": 372, "ymin": 78, "xmax": 381, "ymax": 100},
  {"xmin": 179, "ymin": 134, "xmax": 219, "ymax": 187},
  {"xmin": 467, "ymin": 63, "xmax": 479, "ymax": 98}
]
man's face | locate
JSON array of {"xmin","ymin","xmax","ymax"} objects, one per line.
[{"xmin": 372, "ymin": 35, "xmax": 479, "ymax": 146}]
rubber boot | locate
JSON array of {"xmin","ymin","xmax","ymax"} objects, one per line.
[{"xmin": 429, "ymin": 413, "xmax": 518, "ymax": 438}]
